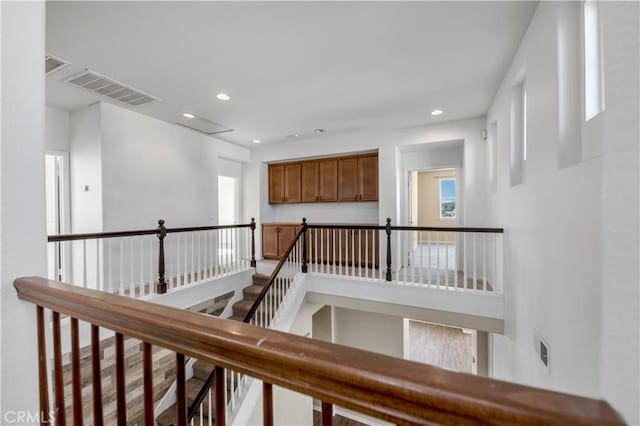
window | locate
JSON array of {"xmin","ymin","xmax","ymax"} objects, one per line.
[
  {"xmin": 489, "ymin": 122, "xmax": 498, "ymax": 193},
  {"xmin": 584, "ymin": 0, "xmax": 604, "ymax": 121},
  {"xmin": 439, "ymin": 178, "xmax": 456, "ymax": 219},
  {"xmin": 217, "ymin": 175, "xmax": 238, "ymax": 225},
  {"xmin": 510, "ymin": 81, "xmax": 526, "ymax": 186}
]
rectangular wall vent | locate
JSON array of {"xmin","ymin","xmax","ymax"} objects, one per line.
[
  {"xmin": 65, "ymin": 69, "xmax": 161, "ymax": 107},
  {"xmin": 45, "ymin": 54, "xmax": 71, "ymax": 76}
]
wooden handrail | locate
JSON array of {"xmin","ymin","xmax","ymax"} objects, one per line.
[
  {"xmin": 15, "ymin": 277, "xmax": 622, "ymax": 426},
  {"xmin": 47, "ymin": 222, "xmax": 251, "ymax": 242}
]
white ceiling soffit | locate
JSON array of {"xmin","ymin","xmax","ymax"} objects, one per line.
[
  {"xmin": 176, "ymin": 116, "xmax": 233, "ymax": 135},
  {"xmin": 65, "ymin": 69, "xmax": 161, "ymax": 107},
  {"xmin": 45, "ymin": 54, "xmax": 70, "ymax": 76}
]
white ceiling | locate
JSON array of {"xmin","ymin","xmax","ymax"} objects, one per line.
[{"xmin": 46, "ymin": 1, "xmax": 537, "ymax": 147}]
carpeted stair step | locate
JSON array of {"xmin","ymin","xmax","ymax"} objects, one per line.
[{"xmin": 252, "ymin": 273, "xmax": 270, "ymax": 286}]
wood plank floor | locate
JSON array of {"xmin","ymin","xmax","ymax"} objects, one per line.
[{"xmin": 407, "ymin": 320, "xmax": 473, "ymax": 373}]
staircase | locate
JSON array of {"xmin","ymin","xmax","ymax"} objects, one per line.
[{"xmin": 156, "ymin": 273, "xmax": 270, "ymax": 426}]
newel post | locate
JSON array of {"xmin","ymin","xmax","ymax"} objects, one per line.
[
  {"xmin": 301, "ymin": 217, "xmax": 308, "ymax": 273},
  {"xmin": 250, "ymin": 217, "xmax": 257, "ymax": 268},
  {"xmin": 385, "ymin": 218, "xmax": 392, "ymax": 281},
  {"xmin": 156, "ymin": 219, "xmax": 168, "ymax": 294}
]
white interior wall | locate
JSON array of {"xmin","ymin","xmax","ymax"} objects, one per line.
[
  {"xmin": 69, "ymin": 103, "xmax": 103, "ymax": 233},
  {"xmin": 332, "ymin": 307, "xmax": 404, "ymax": 358},
  {"xmin": 45, "ymin": 105, "xmax": 70, "ymax": 152},
  {"xmin": 1, "ymin": 0, "xmax": 47, "ymax": 417},
  {"xmin": 100, "ymin": 102, "xmax": 249, "ymax": 231},
  {"xmin": 484, "ymin": 2, "xmax": 638, "ymax": 422},
  {"xmin": 598, "ymin": 2, "xmax": 639, "ymax": 423}
]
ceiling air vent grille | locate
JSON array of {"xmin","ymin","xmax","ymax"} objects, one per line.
[
  {"xmin": 65, "ymin": 69, "xmax": 161, "ymax": 107},
  {"xmin": 45, "ymin": 54, "xmax": 71, "ymax": 76},
  {"xmin": 176, "ymin": 116, "xmax": 233, "ymax": 135}
]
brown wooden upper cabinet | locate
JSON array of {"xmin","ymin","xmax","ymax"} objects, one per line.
[
  {"xmin": 269, "ymin": 163, "xmax": 301, "ymax": 204},
  {"xmin": 358, "ymin": 155, "xmax": 378, "ymax": 201},
  {"xmin": 268, "ymin": 153, "xmax": 377, "ymax": 204},
  {"xmin": 301, "ymin": 161, "xmax": 319, "ymax": 203},
  {"xmin": 338, "ymin": 154, "xmax": 378, "ymax": 202},
  {"xmin": 318, "ymin": 159, "xmax": 338, "ymax": 202}
]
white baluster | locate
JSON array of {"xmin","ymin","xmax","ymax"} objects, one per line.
[
  {"xmin": 129, "ymin": 239, "xmax": 135, "ymax": 297},
  {"xmin": 149, "ymin": 237, "xmax": 154, "ymax": 293},
  {"xmin": 463, "ymin": 233, "xmax": 468, "ymax": 291},
  {"xmin": 483, "ymin": 234, "xmax": 487, "ymax": 293},
  {"xmin": 108, "ymin": 239, "xmax": 113, "ymax": 293},
  {"xmin": 427, "ymin": 232, "xmax": 431, "ymax": 285},
  {"xmin": 320, "ymin": 228, "xmax": 324, "ymax": 273},
  {"xmin": 365, "ymin": 230, "xmax": 369, "ymax": 279},
  {"xmin": 96, "ymin": 239, "xmax": 101, "ymax": 291},
  {"xmin": 402, "ymin": 232, "xmax": 407, "ymax": 284},
  {"xmin": 436, "ymin": 232, "xmax": 440, "ymax": 287},
  {"xmin": 473, "ymin": 233, "xmax": 477, "ymax": 291},
  {"xmin": 410, "ymin": 233, "xmax": 415, "ymax": 284},
  {"xmin": 358, "ymin": 230, "xmax": 362, "ymax": 278},
  {"xmin": 183, "ymin": 234, "xmax": 188, "ymax": 286},
  {"xmin": 139, "ymin": 238, "xmax": 144, "ymax": 296},
  {"xmin": 351, "ymin": 230, "xmax": 356, "ymax": 277},
  {"xmin": 332, "ymin": 229, "xmax": 336, "ymax": 275},
  {"xmin": 445, "ymin": 233, "xmax": 450, "ymax": 288},
  {"xmin": 119, "ymin": 239, "xmax": 124, "ymax": 295},
  {"xmin": 82, "ymin": 240, "xmax": 87, "ymax": 288}
]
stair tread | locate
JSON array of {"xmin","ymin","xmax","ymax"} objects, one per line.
[
  {"xmin": 233, "ymin": 299, "xmax": 255, "ymax": 310},
  {"xmin": 252, "ymin": 273, "xmax": 270, "ymax": 286},
  {"xmin": 229, "ymin": 315, "xmax": 245, "ymax": 321},
  {"xmin": 243, "ymin": 285, "xmax": 264, "ymax": 299}
]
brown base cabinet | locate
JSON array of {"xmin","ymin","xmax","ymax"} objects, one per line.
[
  {"xmin": 262, "ymin": 224, "xmax": 300, "ymax": 260},
  {"xmin": 263, "ymin": 224, "xmax": 379, "ymax": 266}
]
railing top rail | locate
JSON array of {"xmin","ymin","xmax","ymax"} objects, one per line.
[
  {"xmin": 307, "ymin": 223, "xmax": 384, "ymax": 230},
  {"xmin": 390, "ymin": 225, "xmax": 504, "ymax": 233},
  {"xmin": 15, "ymin": 277, "xmax": 622, "ymax": 426},
  {"xmin": 47, "ymin": 222, "xmax": 252, "ymax": 242},
  {"xmin": 307, "ymin": 222, "xmax": 504, "ymax": 233}
]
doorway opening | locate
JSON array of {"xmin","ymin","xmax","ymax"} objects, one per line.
[
  {"xmin": 218, "ymin": 175, "xmax": 239, "ymax": 262},
  {"xmin": 45, "ymin": 152, "xmax": 69, "ymax": 280},
  {"xmin": 407, "ymin": 168, "xmax": 458, "ymax": 278}
]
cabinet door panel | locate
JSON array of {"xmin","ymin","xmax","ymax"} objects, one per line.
[
  {"xmin": 262, "ymin": 225, "xmax": 279, "ymax": 259},
  {"xmin": 358, "ymin": 155, "xmax": 378, "ymax": 201},
  {"xmin": 301, "ymin": 161, "xmax": 319, "ymax": 203},
  {"xmin": 338, "ymin": 158, "xmax": 358, "ymax": 202},
  {"xmin": 284, "ymin": 164, "xmax": 302, "ymax": 203},
  {"xmin": 278, "ymin": 226, "xmax": 295, "ymax": 257},
  {"xmin": 269, "ymin": 165, "xmax": 285, "ymax": 204},
  {"xmin": 318, "ymin": 159, "xmax": 338, "ymax": 202}
]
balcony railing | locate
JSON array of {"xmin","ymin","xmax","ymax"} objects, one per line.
[
  {"xmin": 15, "ymin": 276, "xmax": 622, "ymax": 426},
  {"xmin": 306, "ymin": 219, "xmax": 504, "ymax": 294},
  {"xmin": 47, "ymin": 219, "xmax": 257, "ymax": 298}
]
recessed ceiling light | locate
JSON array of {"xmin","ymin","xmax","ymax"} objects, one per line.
[
  {"xmin": 288, "ymin": 133, "xmax": 300, "ymax": 138},
  {"xmin": 182, "ymin": 112, "xmax": 196, "ymax": 119},
  {"xmin": 252, "ymin": 139, "xmax": 261, "ymax": 144},
  {"xmin": 314, "ymin": 129, "xmax": 324, "ymax": 133},
  {"xmin": 431, "ymin": 109, "xmax": 444, "ymax": 116},
  {"xmin": 216, "ymin": 93, "xmax": 230, "ymax": 101}
]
